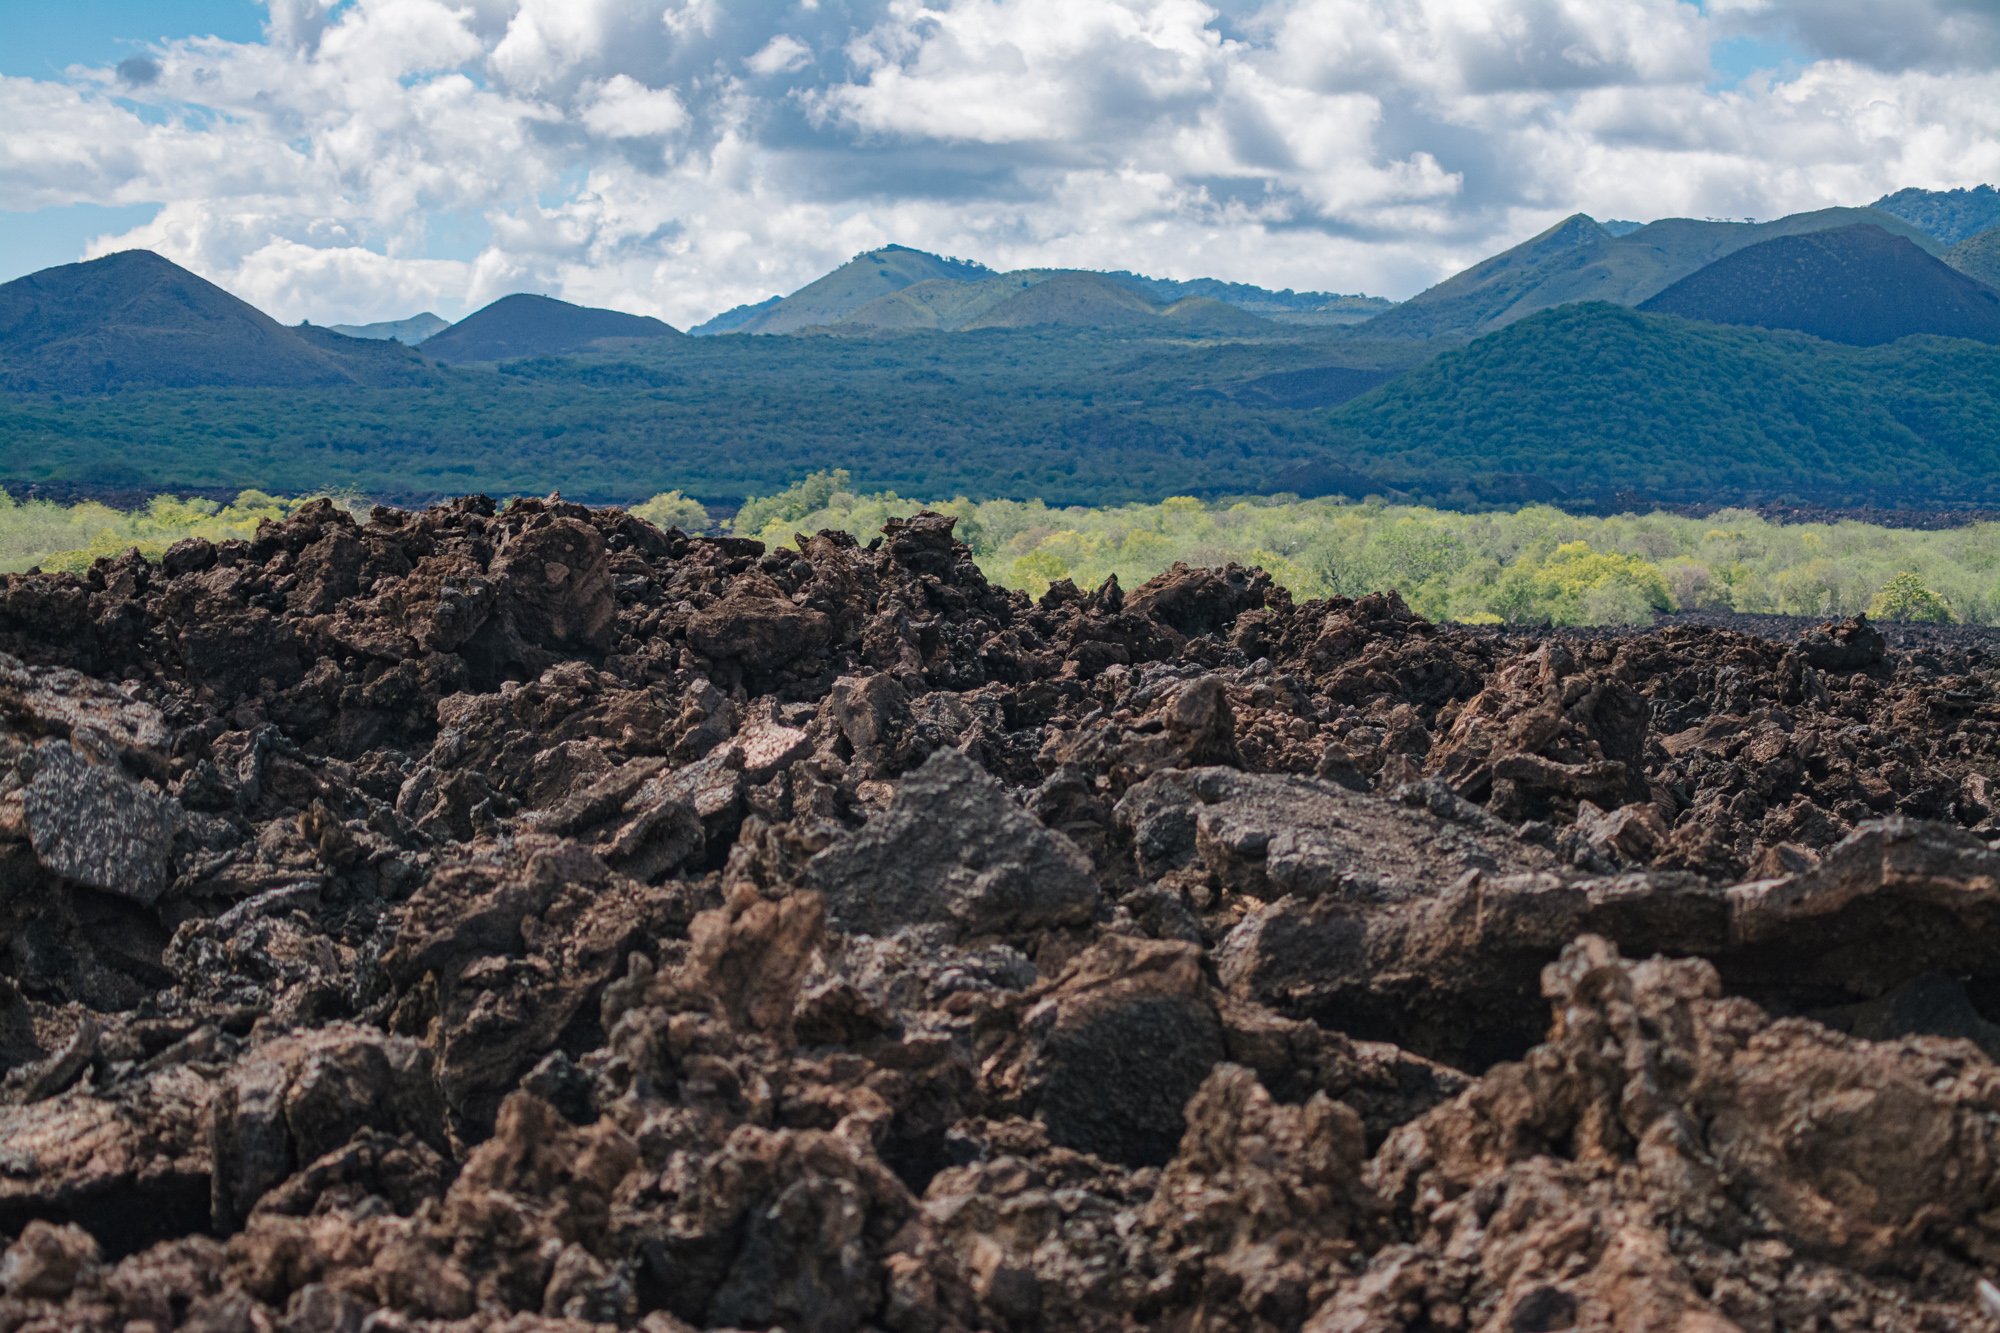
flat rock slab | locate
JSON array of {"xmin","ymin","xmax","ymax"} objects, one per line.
[{"xmin": 21, "ymin": 741, "xmax": 178, "ymax": 905}]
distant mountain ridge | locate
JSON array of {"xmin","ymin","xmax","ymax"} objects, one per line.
[
  {"xmin": 323, "ymin": 312, "xmax": 449, "ymax": 345},
  {"xmin": 1094, "ymin": 272, "xmax": 1392, "ymax": 324},
  {"xmin": 826, "ymin": 268, "xmax": 1278, "ymax": 335},
  {"xmin": 0, "ymin": 250, "xmax": 435, "ymax": 392},
  {"xmin": 694, "ymin": 246, "xmax": 996, "ymax": 336},
  {"xmin": 1638, "ymin": 225, "xmax": 2000, "ymax": 346},
  {"xmin": 418, "ymin": 294, "xmax": 683, "ymax": 364},
  {"xmin": 692, "ymin": 245, "xmax": 1386, "ymax": 336},
  {"xmin": 1870, "ymin": 186, "xmax": 2000, "ymax": 247},
  {"xmin": 1362, "ymin": 206, "xmax": 1941, "ymax": 339}
]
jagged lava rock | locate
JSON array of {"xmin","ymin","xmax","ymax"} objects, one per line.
[
  {"xmin": 806, "ymin": 747, "xmax": 1100, "ymax": 939},
  {"xmin": 0, "ymin": 495, "xmax": 1990, "ymax": 1330}
]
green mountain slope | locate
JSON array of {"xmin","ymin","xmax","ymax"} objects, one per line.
[
  {"xmin": 291, "ymin": 325, "xmax": 440, "ymax": 388},
  {"xmin": 0, "ymin": 251, "xmax": 428, "ymax": 392},
  {"xmin": 1097, "ymin": 272, "xmax": 1393, "ymax": 323},
  {"xmin": 704, "ymin": 246, "xmax": 995, "ymax": 336},
  {"xmin": 1364, "ymin": 207, "xmax": 1941, "ymax": 339},
  {"xmin": 1307, "ymin": 302, "xmax": 2000, "ymax": 503},
  {"xmin": 698, "ymin": 246, "xmax": 1388, "ymax": 336},
  {"xmin": 960, "ymin": 272, "xmax": 1179, "ymax": 330},
  {"xmin": 827, "ymin": 269, "xmax": 1278, "ymax": 335},
  {"xmin": 1871, "ymin": 186, "xmax": 2000, "ymax": 246},
  {"xmin": 418, "ymin": 294, "xmax": 682, "ymax": 364},
  {"xmin": 1946, "ymin": 227, "xmax": 2000, "ymax": 291},
  {"xmin": 833, "ymin": 274, "xmax": 1043, "ymax": 331},
  {"xmin": 1638, "ymin": 225, "xmax": 2000, "ymax": 345}
]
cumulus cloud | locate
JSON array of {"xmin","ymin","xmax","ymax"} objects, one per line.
[
  {"xmin": 2, "ymin": 0, "xmax": 1993, "ymax": 326},
  {"xmin": 746, "ymin": 35, "xmax": 814, "ymax": 77}
]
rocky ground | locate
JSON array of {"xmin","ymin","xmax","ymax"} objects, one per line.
[{"xmin": 0, "ymin": 496, "xmax": 1996, "ymax": 1331}]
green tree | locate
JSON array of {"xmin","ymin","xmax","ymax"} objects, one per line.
[
  {"xmin": 631, "ymin": 490, "xmax": 711, "ymax": 532},
  {"xmin": 1867, "ymin": 571, "xmax": 1955, "ymax": 623}
]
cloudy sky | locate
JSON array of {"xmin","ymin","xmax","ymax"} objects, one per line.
[{"xmin": 2, "ymin": 0, "xmax": 1996, "ymax": 327}]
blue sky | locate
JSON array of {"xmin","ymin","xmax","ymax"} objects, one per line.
[
  {"xmin": 0, "ymin": 1, "xmax": 263, "ymax": 78},
  {"xmin": 1, "ymin": 1, "xmax": 1994, "ymax": 326}
]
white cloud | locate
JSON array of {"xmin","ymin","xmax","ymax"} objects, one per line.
[
  {"xmin": 746, "ymin": 34, "xmax": 814, "ymax": 76},
  {"xmin": 0, "ymin": 0, "xmax": 1993, "ymax": 328},
  {"xmin": 580, "ymin": 74, "xmax": 689, "ymax": 138}
]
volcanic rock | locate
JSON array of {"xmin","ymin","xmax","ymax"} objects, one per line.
[
  {"xmin": 0, "ymin": 495, "xmax": 1993, "ymax": 1330},
  {"xmin": 806, "ymin": 748, "xmax": 1100, "ymax": 940}
]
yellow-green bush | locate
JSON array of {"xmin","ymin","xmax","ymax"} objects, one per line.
[
  {"xmin": 11, "ymin": 476, "xmax": 1997, "ymax": 630},
  {"xmin": 1867, "ymin": 572, "xmax": 1955, "ymax": 624},
  {"xmin": 0, "ymin": 490, "xmax": 351, "ymax": 575},
  {"xmin": 628, "ymin": 490, "xmax": 710, "ymax": 533},
  {"xmin": 698, "ymin": 474, "xmax": 2000, "ymax": 627}
]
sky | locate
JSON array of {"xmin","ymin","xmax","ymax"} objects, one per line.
[{"xmin": 1, "ymin": 0, "xmax": 1996, "ymax": 328}]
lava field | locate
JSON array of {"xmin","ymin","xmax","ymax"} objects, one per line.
[{"xmin": 1, "ymin": 496, "xmax": 1997, "ymax": 1331}]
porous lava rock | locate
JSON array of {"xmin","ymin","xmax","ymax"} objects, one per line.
[{"xmin": 0, "ymin": 495, "xmax": 1995, "ymax": 1330}]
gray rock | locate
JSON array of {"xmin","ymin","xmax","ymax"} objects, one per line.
[
  {"xmin": 1117, "ymin": 767, "xmax": 1551, "ymax": 904},
  {"xmin": 807, "ymin": 748, "xmax": 1100, "ymax": 939},
  {"xmin": 0, "ymin": 654, "xmax": 169, "ymax": 778},
  {"xmin": 21, "ymin": 741, "xmax": 179, "ymax": 905}
]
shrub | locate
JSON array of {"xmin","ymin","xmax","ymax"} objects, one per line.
[
  {"xmin": 631, "ymin": 490, "xmax": 711, "ymax": 532},
  {"xmin": 1867, "ymin": 572, "xmax": 1954, "ymax": 623}
]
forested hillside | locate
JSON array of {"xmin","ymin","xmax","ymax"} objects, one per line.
[
  {"xmin": 1305, "ymin": 304, "xmax": 2000, "ymax": 505},
  {"xmin": 3, "ymin": 308, "xmax": 1996, "ymax": 508}
]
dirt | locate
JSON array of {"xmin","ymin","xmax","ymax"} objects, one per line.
[{"xmin": 0, "ymin": 496, "xmax": 1996, "ymax": 1331}]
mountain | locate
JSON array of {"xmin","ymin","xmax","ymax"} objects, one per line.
[
  {"xmin": 1095, "ymin": 272, "xmax": 1394, "ymax": 324},
  {"xmin": 961, "ymin": 271, "xmax": 1180, "ymax": 330},
  {"xmin": 693, "ymin": 246, "xmax": 995, "ymax": 336},
  {"xmin": 1946, "ymin": 227, "xmax": 2000, "ymax": 292},
  {"xmin": 825, "ymin": 270, "xmax": 1278, "ymax": 335},
  {"xmin": 418, "ymin": 294, "xmax": 683, "ymax": 364},
  {"xmin": 1637, "ymin": 225, "xmax": 2000, "ymax": 346},
  {"xmin": 322, "ymin": 312, "xmax": 449, "ymax": 345},
  {"xmin": 1870, "ymin": 186, "xmax": 2000, "ymax": 247},
  {"xmin": 831, "ymin": 273, "xmax": 1043, "ymax": 332},
  {"xmin": 1296, "ymin": 302, "xmax": 2000, "ymax": 505},
  {"xmin": 1362, "ymin": 206, "xmax": 1940, "ymax": 339},
  {"xmin": 0, "ymin": 250, "xmax": 435, "ymax": 393},
  {"xmin": 695, "ymin": 245, "xmax": 1389, "ymax": 336}
]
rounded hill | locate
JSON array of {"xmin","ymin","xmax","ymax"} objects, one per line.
[
  {"xmin": 0, "ymin": 250, "xmax": 416, "ymax": 392},
  {"xmin": 1637, "ymin": 225, "xmax": 2000, "ymax": 346},
  {"xmin": 419, "ymin": 294, "xmax": 683, "ymax": 364}
]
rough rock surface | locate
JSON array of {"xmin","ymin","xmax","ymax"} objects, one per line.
[{"xmin": 0, "ymin": 494, "xmax": 1995, "ymax": 1329}]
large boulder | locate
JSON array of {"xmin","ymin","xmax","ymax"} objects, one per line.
[{"xmin": 806, "ymin": 749, "xmax": 1100, "ymax": 940}]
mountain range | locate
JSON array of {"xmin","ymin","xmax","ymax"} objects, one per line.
[
  {"xmin": 3, "ymin": 185, "xmax": 1999, "ymax": 512},
  {"xmin": 690, "ymin": 245, "xmax": 1389, "ymax": 336},
  {"xmin": 1361, "ymin": 207, "xmax": 1943, "ymax": 340}
]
